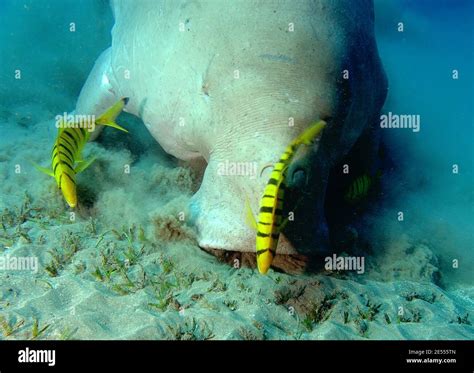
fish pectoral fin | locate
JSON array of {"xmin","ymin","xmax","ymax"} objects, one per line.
[
  {"xmin": 31, "ymin": 161, "xmax": 54, "ymax": 177},
  {"xmin": 245, "ymin": 196, "xmax": 258, "ymax": 231},
  {"xmin": 98, "ymin": 121, "xmax": 128, "ymax": 133},
  {"xmin": 95, "ymin": 97, "xmax": 129, "ymax": 133},
  {"xmin": 280, "ymin": 216, "xmax": 290, "ymax": 231},
  {"xmin": 74, "ymin": 156, "xmax": 96, "ymax": 174},
  {"xmin": 75, "ymin": 153, "xmax": 85, "ymax": 163},
  {"xmin": 280, "ymin": 165, "xmax": 289, "ymax": 178}
]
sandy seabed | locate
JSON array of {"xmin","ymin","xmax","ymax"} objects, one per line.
[{"xmin": 0, "ymin": 104, "xmax": 472, "ymax": 340}]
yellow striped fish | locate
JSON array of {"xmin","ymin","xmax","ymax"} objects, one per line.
[
  {"xmin": 34, "ymin": 98, "xmax": 129, "ymax": 208},
  {"xmin": 247, "ymin": 120, "xmax": 326, "ymax": 274},
  {"xmin": 344, "ymin": 171, "xmax": 381, "ymax": 204}
]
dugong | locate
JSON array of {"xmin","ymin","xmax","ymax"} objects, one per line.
[{"xmin": 76, "ymin": 0, "xmax": 387, "ymax": 265}]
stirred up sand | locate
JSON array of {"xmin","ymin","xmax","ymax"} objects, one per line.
[{"xmin": 0, "ymin": 105, "xmax": 472, "ymax": 340}]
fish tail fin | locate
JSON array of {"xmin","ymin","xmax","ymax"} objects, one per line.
[
  {"xmin": 30, "ymin": 161, "xmax": 54, "ymax": 177},
  {"xmin": 95, "ymin": 97, "xmax": 129, "ymax": 132},
  {"xmin": 294, "ymin": 120, "xmax": 326, "ymax": 146}
]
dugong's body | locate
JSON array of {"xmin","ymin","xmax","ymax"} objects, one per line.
[{"xmin": 77, "ymin": 0, "xmax": 387, "ymax": 258}]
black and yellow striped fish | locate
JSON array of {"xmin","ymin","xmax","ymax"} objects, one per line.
[
  {"xmin": 247, "ymin": 120, "xmax": 326, "ymax": 274},
  {"xmin": 34, "ymin": 98, "xmax": 129, "ymax": 208},
  {"xmin": 344, "ymin": 171, "xmax": 381, "ymax": 204}
]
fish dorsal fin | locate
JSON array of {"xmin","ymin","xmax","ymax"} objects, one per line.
[{"xmin": 95, "ymin": 97, "xmax": 129, "ymax": 132}]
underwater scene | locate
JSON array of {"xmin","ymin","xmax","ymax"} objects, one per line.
[{"xmin": 0, "ymin": 0, "xmax": 472, "ymax": 342}]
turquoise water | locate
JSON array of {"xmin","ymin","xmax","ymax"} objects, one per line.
[
  {"xmin": 0, "ymin": 0, "xmax": 472, "ymax": 340},
  {"xmin": 374, "ymin": 0, "xmax": 474, "ymax": 287}
]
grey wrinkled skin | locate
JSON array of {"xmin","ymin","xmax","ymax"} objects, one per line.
[{"xmin": 75, "ymin": 0, "xmax": 387, "ymax": 256}]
